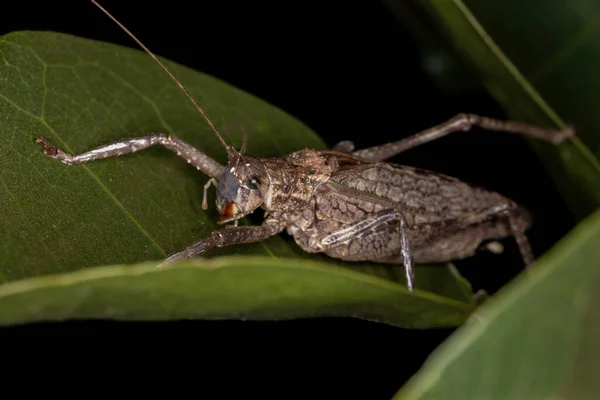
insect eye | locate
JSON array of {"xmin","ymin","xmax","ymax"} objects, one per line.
[
  {"xmin": 248, "ymin": 176, "xmax": 261, "ymax": 190},
  {"xmin": 217, "ymin": 170, "xmax": 240, "ymax": 202}
]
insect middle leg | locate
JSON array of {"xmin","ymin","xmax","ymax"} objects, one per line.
[
  {"xmin": 310, "ymin": 209, "xmax": 416, "ymax": 291},
  {"xmin": 345, "ymin": 113, "xmax": 575, "ymax": 161},
  {"xmin": 36, "ymin": 134, "xmax": 223, "ymax": 180}
]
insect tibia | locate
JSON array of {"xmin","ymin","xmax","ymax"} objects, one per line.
[
  {"xmin": 353, "ymin": 113, "xmax": 575, "ymax": 162},
  {"xmin": 160, "ymin": 218, "xmax": 285, "ymax": 264},
  {"xmin": 36, "ymin": 134, "xmax": 223, "ymax": 180},
  {"xmin": 460, "ymin": 113, "xmax": 575, "ymax": 144}
]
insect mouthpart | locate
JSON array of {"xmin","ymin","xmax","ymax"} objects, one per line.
[
  {"xmin": 222, "ymin": 201, "xmax": 238, "ymax": 219},
  {"xmin": 217, "ymin": 201, "xmax": 245, "ymax": 225}
]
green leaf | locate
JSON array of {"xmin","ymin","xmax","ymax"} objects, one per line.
[
  {"xmin": 382, "ymin": 2, "xmax": 600, "ymax": 395},
  {"xmin": 0, "ymin": 257, "xmax": 475, "ymax": 328},
  {"xmin": 0, "ymin": 31, "xmax": 475, "ymax": 327},
  {"xmin": 461, "ymin": 0, "xmax": 600, "ymax": 158},
  {"xmin": 393, "ymin": 203, "xmax": 600, "ymax": 399},
  {"xmin": 383, "ymin": 0, "xmax": 600, "ymax": 221},
  {"xmin": 0, "ymin": 30, "xmax": 321, "ymax": 277}
]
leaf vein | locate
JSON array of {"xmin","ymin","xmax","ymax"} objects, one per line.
[{"xmin": 0, "ymin": 91, "xmax": 166, "ymax": 257}]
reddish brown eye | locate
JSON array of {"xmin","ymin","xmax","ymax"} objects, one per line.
[{"xmin": 221, "ymin": 202, "xmax": 236, "ymax": 219}]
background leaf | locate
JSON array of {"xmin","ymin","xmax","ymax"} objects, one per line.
[
  {"xmin": 393, "ymin": 203, "xmax": 600, "ymax": 399},
  {"xmin": 0, "ymin": 31, "xmax": 475, "ymax": 327},
  {"xmin": 380, "ymin": 1, "xmax": 600, "ymax": 397},
  {"xmin": 461, "ymin": 0, "xmax": 600, "ymax": 158},
  {"xmin": 383, "ymin": 0, "xmax": 600, "ymax": 221}
]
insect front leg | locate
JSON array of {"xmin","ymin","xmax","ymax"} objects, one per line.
[
  {"xmin": 351, "ymin": 113, "xmax": 576, "ymax": 161},
  {"xmin": 160, "ymin": 218, "xmax": 285, "ymax": 264},
  {"xmin": 36, "ymin": 133, "xmax": 223, "ymax": 180}
]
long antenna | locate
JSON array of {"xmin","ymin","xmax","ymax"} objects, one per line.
[{"xmin": 90, "ymin": 0, "xmax": 232, "ymax": 151}]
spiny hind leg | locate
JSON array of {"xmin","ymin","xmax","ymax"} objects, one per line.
[{"xmin": 36, "ymin": 133, "xmax": 223, "ymax": 180}]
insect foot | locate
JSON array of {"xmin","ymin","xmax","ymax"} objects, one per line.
[
  {"xmin": 159, "ymin": 220, "xmax": 285, "ymax": 267},
  {"xmin": 36, "ymin": 137, "xmax": 74, "ymax": 165},
  {"xmin": 159, "ymin": 239, "xmax": 210, "ymax": 265},
  {"xmin": 35, "ymin": 134, "xmax": 223, "ymax": 179}
]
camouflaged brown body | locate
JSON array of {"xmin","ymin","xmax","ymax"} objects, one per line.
[{"xmin": 258, "ymin": 150, "xmax": 532, "ymax": 264}]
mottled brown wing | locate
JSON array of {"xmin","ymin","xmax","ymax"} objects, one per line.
[
  {"xmin": 329, "ymin": 162, "xmax": 513, "ymax": 223},
  {"xmin": 313, "ymin": 169, "xmax": 529, "ymax": 263}
]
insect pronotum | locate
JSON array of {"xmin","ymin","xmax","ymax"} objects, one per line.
[{"xmin": 36, "ymin": 0, "xmax": 575, "ymax": 291}]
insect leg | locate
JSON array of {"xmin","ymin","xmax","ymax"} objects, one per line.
[
  {"xmin": 508, "ymin": 213, "xmax": 534, "ymax": 266},
  {"xmin": 160, "ymin": 218, "xmax": 285, "ymax": 264},
  {"xmin": 352, "ymin": 113, "xmax": 575, "ymax": 161},
  {"xmin": 478, "ymin": 202, "xmax": 534, "ymax": 268},
  {"xmin": 318, "ymin": 209, "xmax": 401, "ymax": 247},
  {"xmin": 36, "ymin": 134, "xmax": 223, "ymax": 180},
  {"xmin": 317, "ymin": 209, "xmax": 415, "ymax": 291},
  {"xmin": 399, "ymin": 216, "xmax": 415, "ymax": 292},
  {"xmin": 428, "ymin": 202, "xmax": 534, "ymax": 267}
]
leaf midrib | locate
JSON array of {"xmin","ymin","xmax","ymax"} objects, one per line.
[
  {"xmin": 0, "ymin": 89, "xmax": 167, "ymax": 255},
  {"xmin": 1, "ymin": 35, "xmax": 169, "ymax": 256}
]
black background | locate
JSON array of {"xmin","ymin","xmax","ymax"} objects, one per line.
[{"xmin": 0, "ymin": 1, "xmax": 575, "ymax": 398}]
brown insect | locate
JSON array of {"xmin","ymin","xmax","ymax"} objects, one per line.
[{"xmin": 36, "ymin": 0, "xmax": 575, "ymax": 291}]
